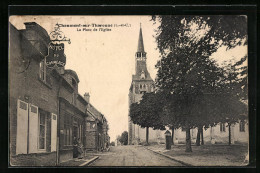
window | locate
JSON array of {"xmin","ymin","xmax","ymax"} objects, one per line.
[
  {"xmin": 140, "ymin": 71, "xmax": 145, "ymax": 79},
  {"xmin": 220, "ymin": 123, "xmax": 226, "ymax": 132},
  {"xmin": 135, "ymin": 85, "xmax": 139, "ymax": 94},
  {"xmin": 182, "ymin": 127, "xmax": 186, "ymax": 132},
  {"xmin": 39, "ymin": 58, "xmax": 46, "ymax": 82},
  {"xmin": 239, "ymin": 120, "xmax": 245, "ymax": 132},
  {"xmin": 90, "ymin": 122, "xmax": 96, "ymax": 129},
  {"xmin": 38, "ymin": 110, "xmax": 47, "ymax": 150},
  {"xmin": 64, "ymin": 115, "xmax": 73, "ymax": 146}
]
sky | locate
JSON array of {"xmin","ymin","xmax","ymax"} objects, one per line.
[{"xmin": 9, "ymin": 16, "xmax": 247, "ymax": 142}]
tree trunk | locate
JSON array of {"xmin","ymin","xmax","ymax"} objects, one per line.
[
  {"xmin": 171, "ymin": 126, "xmax": 174, "ymax": 145},
  {"xmin": 185, "ymin": 127, "xmax": 192, "ymax": 152},
  {"xmin": 200, "ymin": 127, "xmax": 204, "ymax": 145},
  {"xmin": 196, "ymin": 127, "xmax": 201, "ymax": 146},
  {"xmin": 228, "ymin": 123, "xmax": 231, "ymax": 145},
  {"xmin": 146, "ymin": 127, "xmax": 149, "ymax": 145}
]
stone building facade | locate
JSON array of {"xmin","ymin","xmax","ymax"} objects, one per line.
[
  {"xmin": 9, "ymin": 22, "xmax": 109, "ymax": 166},
  {"xmin": 172, "ymin": 121, "xmax": 248, "ymax": 145},
  {"xmin": 128, "ymin": 26, "xmax": 164, "ymax": 145}
]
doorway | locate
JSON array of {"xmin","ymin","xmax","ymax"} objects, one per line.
[{"xmin": 73, "ymin": 126, "xmax": 78, "ymax": 158}]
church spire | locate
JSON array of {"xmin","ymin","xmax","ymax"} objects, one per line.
[{"xmin": 137, "ymin": 23, "xmax": 145, "ymax": 52}]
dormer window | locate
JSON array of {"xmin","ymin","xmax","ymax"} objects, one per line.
[{"xmin": 72, "ymin": 78, "xmax": 76, "ymax": 87}]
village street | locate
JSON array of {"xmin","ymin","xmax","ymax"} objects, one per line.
[{"xmin": 87, "ymin": 145, "xmax": 184, "ymax": 167}]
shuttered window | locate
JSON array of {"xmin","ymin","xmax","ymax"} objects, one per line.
[
  {"xmin": 38, "ymin": 110, "xmax": 47, "ymax": 150},
  {"xmin": 20, "ymin": 101, "xmax": 27, "ymax": 110},
  {"xmin": 51, "ymin": 113, "xmax": 57, "ymax": 152},
  {"xmin": 16, "ymin": 100, "xmax": 29, "ymax": 154},
  {"xmin": 29, "ymin": 104, "xmax": 39, "ymax": 153}
]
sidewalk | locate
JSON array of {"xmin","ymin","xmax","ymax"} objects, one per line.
[
  {"xmin": 146, "ymin": 144, "xmax": 249, "ymax": 166},
  {"xmin": 59, "ymin": 153, "xmax": 99, "ymax": 167}
]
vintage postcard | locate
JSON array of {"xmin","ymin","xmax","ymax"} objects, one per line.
[{"xmin": 9, "ymin": 15, "xmax": 249, "ymax": 167}]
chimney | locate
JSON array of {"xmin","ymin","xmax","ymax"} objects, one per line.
[{"xmin": 84, "ymin": 92, "xmax": 90, "ymax": 103}]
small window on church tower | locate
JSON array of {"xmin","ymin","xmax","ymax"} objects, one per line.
[
  {"xmin": 151, "ymin": 86, "xmax": 154, "ymax": 92},
  {"xmin": 140, "ymin": 70, "xmax": 145, "ymax": 79}
]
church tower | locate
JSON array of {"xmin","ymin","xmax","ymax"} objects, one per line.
[{"xmin": 128, "ymin": 24, "xmax": 155, "ymax": 145}]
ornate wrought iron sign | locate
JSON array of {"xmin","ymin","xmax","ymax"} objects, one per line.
[{"xmin": 49, "ymin": 23, "xmax": 71, "ymax": 44}]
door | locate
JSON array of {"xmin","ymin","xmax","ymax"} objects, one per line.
[
  {"xmin": 73, "ymin": 126, "xmax": 78, "ymax": 143},
  {"xmin": 72, "ymin": 126, "xmax": 78, "ymax": 158}
]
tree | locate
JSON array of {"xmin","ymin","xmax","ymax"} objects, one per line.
[
  {"xmin": 214, "ymin": 57, "xmax": 248, "ymax": 145},
  {"xmin": 129, "ymin": 92, "xmax": 166, "ymax": 145},
  {"xmin": 152, "ymin": 15, "xmax": 247, "ymax": 151},
  {"xmin": 119, "ymin": 131, "xmax": 128, "ymax": 145}
]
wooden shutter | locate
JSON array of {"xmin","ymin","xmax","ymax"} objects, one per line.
[
  {"xmin": 28, "ymin": 104, "xmax": 38, "ymax": 153},
  {"xmin": 51, "ymin": 113, "xmax": 57, "ymax": 152},
  {"xmin": 16, "ymin": 99, "xmax": 29, "ymax": 155}
]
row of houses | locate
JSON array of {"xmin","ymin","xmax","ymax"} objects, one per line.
[{"xmin": 9, "ymin": 22, "xmax": 109, "ymax": 166}]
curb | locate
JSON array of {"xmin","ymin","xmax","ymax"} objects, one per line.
[
  {"xmin": 79, "ymin": 156, "xmax": 99, "ymax": 166},
  {"xmin": 145, "ymin": 147, "xmax": 193, "ymax": 166}
]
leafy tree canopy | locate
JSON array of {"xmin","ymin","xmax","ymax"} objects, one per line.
[{"xmin": 129, "ymin": 92, "xmax": 166, "ymax": 130}]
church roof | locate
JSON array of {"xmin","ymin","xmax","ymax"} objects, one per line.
[
  {"xmin": 137, "ymin": 26, "xmax": 145, "ymax": 52},
  {"xmin": 132, "ymin": 24, "xmax": 153, "ymax": 82}
]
